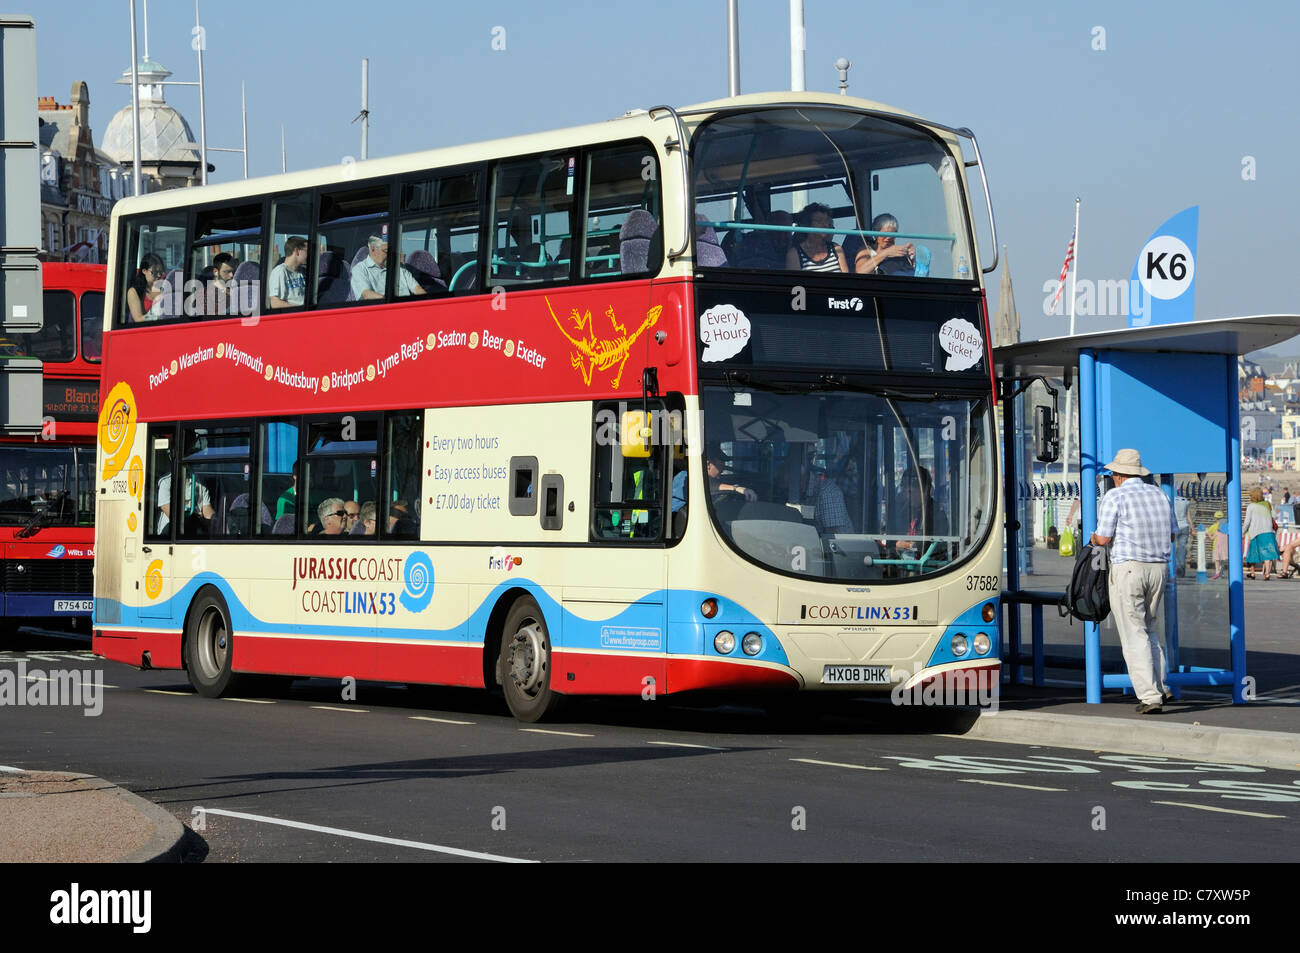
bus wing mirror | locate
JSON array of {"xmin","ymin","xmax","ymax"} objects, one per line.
[
  {"xmin": 1034, "ymin": 405, "xmax": 1060, "ymax": 464},
  {"xmin": 621, "ymin": 411, "xmax": 653, "ymax": 458}
]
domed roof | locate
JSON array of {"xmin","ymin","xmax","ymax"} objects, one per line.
[
  {"xmin": 101, "ymin": 102, "xmax": 200, "ymax": 166},
  {"xmin": 102, "ymin": 57, "xmax": 200, "ymax": 167},
  {"xmin": 117, "ymin": 58, "xmax": 172, "ymax": 82}
]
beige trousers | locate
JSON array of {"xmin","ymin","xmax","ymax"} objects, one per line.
[{"xmin": 1109, "ymin": 560, "xmax": 1169, "ymax": 705}]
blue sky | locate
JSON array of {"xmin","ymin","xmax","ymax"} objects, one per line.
[{"xmin": 36, "ymin": 0, "xmax": 1300, "ymax": 349}]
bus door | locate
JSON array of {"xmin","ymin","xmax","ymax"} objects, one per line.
[
  {"xmin": 565, "ymin": 403, "xmax": 673, "ymax": 694},
  {"xmin": 139, "ymin": 428, "xmax": 176, "ymax": 621}
]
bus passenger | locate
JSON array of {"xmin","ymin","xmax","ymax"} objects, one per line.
[
  {"xmin": 318, "ymin": 498, "xmax": 347, "ymax": 536},
  {"xmin": 126, "ymin": 253, "xmax": 166, "ymax": 322},
  {"xmin": 268, "ymin": 237, "xmax": 308, "ymax": 308},
  {"xmin": 812, "ymin": 462, "xmax": 853, "ymax": 536},
  {"xmin": 352, "ymin": 236, "xmax": 424, "ymax": 301},
  {"xmin": 156, "ymin": 470, "xmax": 213, "ymax": 535},
  {"xmin": 360, "ymin": 501, "xmax": 377, "ymax": 535},
  {"xmin": 200, "ymin": 252, "xmax": 238, "ymax": 315},
  {"xmin": 343, "ymin": 500, "xmax": 360, "ymax": 533},
  {"xmin": 854, "ymin": 213, "xmax": 915, "ymax": 276},
  {"xmin": 387, "ymin": 499, "xmax": 416, "ymax": 535},
  {"xmin": 276, "ymin": 463, "xmax": 299, "ymax": 519},
  {"xmin": 786, "ymin": 203, "xmax": 847, "ymax": 273}
]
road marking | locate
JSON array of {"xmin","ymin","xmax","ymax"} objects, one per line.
[
  {"xmin": 144, "ymin": 689, "xmax": 191, "ymax": 696},
  {"xmin": 0, "ymin": 766, "xmax": 26, "ymax": 773},
  {"xmin": 959, "ymin": 779, "xmax": 1068, "ymax": 792},
  {"xmin": 223, "ymin": 697, "xmax": 275, "ymax": 704},
  {"xmin": 1151, "ymin": 800, "xmax": 1286, "ymax": 819},
  {"xmin": 198, "ymin": 808, "xmax": 536, "ymax": 863},
  {"xmin": 647, "ymin": 741, "xmax": 725, "ymax": 750},
  {"xmin": 21, "ymin": 674, "xmax": 117, "ymax": 688},
  {"xmin": 410, "ymin": 715, "xmax": 475, "ymax": 726},
  {"xmin": 520, "ymin": 728, "xmax": 594, "ymax": 738},
  {"xmin": 311, "ymin": 705, "xmax": 368, "ymax": 713},
  {"xmin": 17, "ymin": 654, "xmax": 67, "ymax": 662},
  {"xmin": 790, "ymin": 758, "xmax": 887, "ymax": 771}
]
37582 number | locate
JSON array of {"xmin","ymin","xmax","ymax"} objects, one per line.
[{"xmin": 966, "ymin": 574, "xmax": 1000, "ymax": 592}]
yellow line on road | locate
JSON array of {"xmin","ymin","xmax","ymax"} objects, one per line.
[
  {"xmin": 1151, "ymin": 800, "xmax": 1286, "ymax": 819},
  {"xmin": 790, "ymin": 758, "xmax": 887, "ymax": 771},
  {"xmin": 959, "ymin": 779, "xmax": 1068, "ymax": 792}
]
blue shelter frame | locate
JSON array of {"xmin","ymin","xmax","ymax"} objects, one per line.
[{"xmin": 995, "ymin": 315, "xmax": 1300, "ymax": 704}]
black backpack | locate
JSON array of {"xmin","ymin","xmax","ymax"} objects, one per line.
[{"xmin": 1060, "ymin": 543, "xmax": 1111, "ymax": 623}]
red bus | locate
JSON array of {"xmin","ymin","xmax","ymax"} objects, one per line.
[{"xmin": 0, "ymin": 262, "xmax": 102, "ymax": 634}]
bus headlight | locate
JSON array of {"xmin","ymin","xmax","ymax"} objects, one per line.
[
  {"xmin": 973, "ymin": 632, "xmax": 991, "ymax": 656},
  {"xmin": 714, "ymin": 631, "xmax": 736, "ymax": 654},
  {"xmin": 950, "ymin": 633, "xmax": 969, "ymax": 657},
  {"xmin": 742, "ymin": 633, "xmax": 763, "ymax": 656}
]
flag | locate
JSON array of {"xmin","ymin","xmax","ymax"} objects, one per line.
[{"xmin": 1050, "ymin": 227, "xmax": 1076, "ymax": 314}]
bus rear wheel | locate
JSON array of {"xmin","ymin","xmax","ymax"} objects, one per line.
[
  {"xmin": 185, "ymin": 589, "xmax": 238, "ymax": 698},
  {"xmin": 499, "ymin": 596, "xmax": 563, "ymax": 722}
]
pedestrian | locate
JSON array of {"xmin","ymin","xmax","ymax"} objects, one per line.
[
  {"xmin": 1243, "ymin": 487, "xmax": 1279, "ymax": 581},
  {"xmin": 1089, "ymin": 449, "xmax": 1176, "ymax": 714},
  {"xmin": 1209, "ymin": 510, "xmax": 1229, "ymax": 579},
  {"xmin": 1173, "ymin": 491, "xmax": 1191, "ymax": 577}
]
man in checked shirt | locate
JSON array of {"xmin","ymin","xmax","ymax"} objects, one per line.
[{"xmin": 1090, "ymin": 449, "xmax": 1179, "ymax": 714}]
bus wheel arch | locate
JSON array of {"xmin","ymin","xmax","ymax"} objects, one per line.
[
  {"xmin": 482, "ymin": 586, "xmax": 531, "ymax": 690},
  {"xmin": 497, "ymin": 592, "xmax": 565, "ymax": 723},
  {"xmin": 183, "ymin": 584, "xmax": 239, "ymax": 698}
]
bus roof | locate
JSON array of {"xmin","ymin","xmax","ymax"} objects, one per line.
[{"xmin": 106, "ymin": 92, "xmax": 947, "ymax": 224}]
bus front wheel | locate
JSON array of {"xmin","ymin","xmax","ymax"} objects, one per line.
[
  {"xmin": 185, "ymin": 589, "xmax": 238, "ymax": 698},
  {"xmin": 499, "ymin": 596, "xmax": 563, "ymax": 722}
]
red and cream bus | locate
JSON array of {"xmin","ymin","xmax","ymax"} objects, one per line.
[
  {"xmin": 93, "ymin": 92, "xmax": 1002, "ymax": 720},
  {"xmin": 0, "ymin": 262, "xmax": 102, "ymax": 634}
]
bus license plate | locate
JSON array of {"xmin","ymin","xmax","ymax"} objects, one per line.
[
  {"xmin": 822, "ymin": 665, "xmax": 891, "ymax": 685},
  {"xmin": 54, "ymin": 600, "xmax": 93, "ymax": 613}
]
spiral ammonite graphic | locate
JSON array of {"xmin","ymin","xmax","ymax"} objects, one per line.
[
  {"xmin": 97, "ymin": 382, "xmax": 137, "ymax": 481},
  {"xmin": 399, "ymin": 552, "xmax": 435, "ymax": 612},
  {"xmin": 144, "ymin": 559, "xmax": 164, "ymax": 600},
  {"xmin": 127, "ymin": 455, "xmax": 144, "ymax": 500}
]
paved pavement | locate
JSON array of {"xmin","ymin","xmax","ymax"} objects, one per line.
[{"xmin": 2, "ymin": 567, "xmax": 1298, "ymax": 862}]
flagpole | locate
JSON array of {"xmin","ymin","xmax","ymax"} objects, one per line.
[{"xmin": 1062, "ymin": 197, "xmax": 1080, "ymax": 482}]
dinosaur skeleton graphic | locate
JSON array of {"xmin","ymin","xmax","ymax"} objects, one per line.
[{"xmin": 546, "ymin": 297, "xmax": 662, "ymax": 389}]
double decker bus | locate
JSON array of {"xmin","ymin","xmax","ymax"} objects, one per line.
[
  {"xmin": 0, "ymin": 262, "xmax": 102, "ymax": 634},
  {"xmin": 93, "ymin": 92, "xmax": 1001, "ymax": 720}
]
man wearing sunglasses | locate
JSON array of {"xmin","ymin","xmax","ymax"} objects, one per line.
[{"xmin": 318, "ymin": 498, "xmax": 347, "ymax": 536}]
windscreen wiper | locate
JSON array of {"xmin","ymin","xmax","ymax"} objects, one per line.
[
  {"xmin": 15, "ymin": 510, "xmax": 48, "ymax": 539},
  {"xmin": 722, "ymin": 370, "xmax": 809, "ymax": 394},
  {"xmin": 817, "ymin": 374, "xmax": 965, "ymax": 402}
]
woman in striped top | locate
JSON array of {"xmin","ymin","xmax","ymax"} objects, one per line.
[{"xmin": 786, "ymin": 203, "xmax": 848, "ymax": 273}]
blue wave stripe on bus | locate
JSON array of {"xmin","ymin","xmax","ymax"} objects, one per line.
[
  {"xmin": 925, "ymin": 598, "xmax": 1001, "ymax": 667},
  {"xmin": 94, "ymin": 572, "xmax": 789, "ymax": 666}
]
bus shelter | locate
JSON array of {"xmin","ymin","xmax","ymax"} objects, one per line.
[{"xmin": 995, "ymin": 315, "xmax": 1300, "ymax": 704}]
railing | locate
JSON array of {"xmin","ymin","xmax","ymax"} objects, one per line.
[{"xmin": 999, "ymin": 588, "xmax": 1065, "ymax": 687}]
